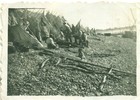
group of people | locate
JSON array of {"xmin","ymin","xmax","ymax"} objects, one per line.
[
  {"xmin": 38, "ymin": 18, "xmax": 88, "ymax": 59},
  {"xmin": 14, "ymin": 13, "xmax": 89, "ymax": 50},
  {"xmin": 60, "ymin": 22, "xmax": 89, "ymax": 47},
  {"xmin": 60, "ymin": 22, "xmax": 88, "ymax": 60},
  {"xmin": 9, "ymin": 10, "xmax": 88, "ymax": 59}
]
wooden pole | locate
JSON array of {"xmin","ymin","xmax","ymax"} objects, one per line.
[
  {"xmin": 99, "ymin": 67, "xmax": 113, "ymax": 92},
  {"xmin": 39, "ymin": 58, "xmax": 50, "ymax": 69},
  {"xmin": 55, "ymin": 58, "xmax": 62, "ymax": 66},
  {"xmin": 41, "ymin": 49, "xmax": 136, "ymax": 77}
]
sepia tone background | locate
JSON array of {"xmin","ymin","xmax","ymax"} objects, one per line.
[{"xmin": 0, "ymin": 0, "xmax": 140, "ymax": 100}]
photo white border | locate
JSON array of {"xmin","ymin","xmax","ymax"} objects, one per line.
[{"xmin": 1, "ymin": 1, "xmax": 140, "ymax": 100}]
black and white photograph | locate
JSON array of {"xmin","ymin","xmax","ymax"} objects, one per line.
[{"xmin": 1, "ymin": 1, "xmax": 139, "ymax": 98}]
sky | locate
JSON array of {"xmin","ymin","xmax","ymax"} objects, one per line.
[{"xmin": 43, "ymin": 2, "xmax": 137, "ymax": 29}]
